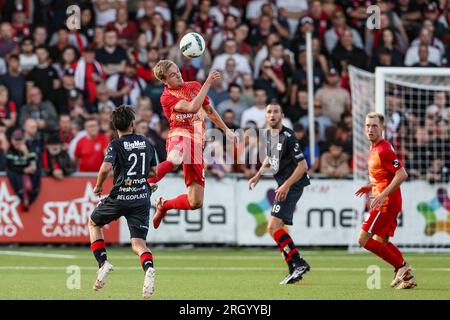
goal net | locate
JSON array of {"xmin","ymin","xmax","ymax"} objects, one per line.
[{"xmin": 349, "ymin": 66, "xmax": 450, "ymax": 252}]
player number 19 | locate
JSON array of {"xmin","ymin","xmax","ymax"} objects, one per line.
[{"xmin": 127, "ymin": 152, "xmax": 146, "ymax": 176}]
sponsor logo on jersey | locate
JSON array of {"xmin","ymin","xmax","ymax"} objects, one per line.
[
  {"xmin": 119, "ymin": 186, "xmax": 147, "ymax": 193},
  {"xmin": 116, "ymin": 193, "xmax": 149, "ymax": 201},
  {"xmin": 392, "ymin": 160, "xmax": 400, "ymax": 168},
  {"xmin": 128, "ymin": 178, "xmax": 147, "ymax": 185},
  {"xmin": 124, "ymin": 140, "xmax": 146, "ymax": 151},
  {"xmin": 175, "ymin": 113, "xmax": 194, "ymax": 121}
]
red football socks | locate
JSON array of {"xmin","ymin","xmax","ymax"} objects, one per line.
[
  {"xmin": 148, "ymin": 161, "xmax": 174, "ymax": 183},
  {"xmin": 91, "ymin": 239, "xmax": 107, "ymax": 268},
  {"xmin": 387, "ymin": 242, "xmax": 404, "ymax": 262},
  {"xmin": 162, "ymin": 194, "xmax": 192, "ymax": 211},
  {"xmin": 364, "ymin": 238, "xmax": 404, "ymax": 269},
  {"xmin": 140, "ymin": 251, "xmax": 154, "ymax": 272}
]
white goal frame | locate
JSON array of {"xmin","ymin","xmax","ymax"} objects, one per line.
[{"xmin": 375, "ymin": 67, "xmax": 450, "ymax": 114}]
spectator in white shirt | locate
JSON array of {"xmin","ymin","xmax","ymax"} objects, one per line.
[
  {"xmin": 240, "ymin": 88, "xmax": 268, "ymax": 128},
  {"xmin": 410, "ymin": 25, "xmax": 445, "ymax": 56},
  {"xmin": 93, "ymin": 0, "xmax": 118, "ymax": 26},
  {"xmin": 19, "ymin": 38, "xmax": 38, "ymax": 74},
  {"xmin": 210, "ymin": 14, "xmax": 238, "ymax": 54},
  {"xmin": 276, "ymin": 0, "xmax": 309, "ymax": 36},
  {"xmin": 211, "ymin": 39, "xmax": 252, "ymax": 74},
  {"xmin": 404, "ymin": 28, "xmax": 442, "ymax": 66},
  {"xmin": 209, "ymin": 0, "xmax": 240, "ymax": 26}
]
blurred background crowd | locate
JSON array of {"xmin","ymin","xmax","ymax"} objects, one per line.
[{"xmin": 0, "ymin": 0, "xmax": 449, "ymax": 206}]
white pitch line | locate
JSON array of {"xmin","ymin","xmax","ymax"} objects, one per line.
[
  {"xmin": 0, "ymin": 266, "xmax": 448, "ymax": 272},
  {"xmin": 61, "ymin": 255, "xmax": 450, "ymax": 261},
  {"xmin": 1, "ymin": 252, "xmax": 448, "ymax": 261},
  {"xmin": 0, "ymin": 251, "xmax": 76, "ymax": 259}
]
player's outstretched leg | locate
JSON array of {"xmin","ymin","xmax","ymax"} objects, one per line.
[
  {"xmin": 153, "ymin": 194, "xmax": 193, "ymax": 229},
  {"xmin": 153, "ymin": 184, "xmax": 203, "ymax": 229},
  {"xmin": 268, "ymin": 217, "xmax": 310, "ymax": 285},
  {"xmin": 131, "ymin": 238, "xmax": 156, "ymax": 299},
  {"xmin": 147, "ymin": 160, "xmax": 175, "ymax": 184}
]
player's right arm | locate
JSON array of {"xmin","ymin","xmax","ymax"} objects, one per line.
[
  {"xmin": 173, "ymin": 71, "xmax": 222, "ymax": 114},
  {"xmin": 93, "ymin": 163, "xmax": 112, "ymax": 197},
  {"xmin": 248, "ymin": 157, "xmax": 272, "ymax": 190},
  {"xmin": 355, "ymin": 184, "xmax": 372, "ymax": 197},
  {"xmin": 93, "ymin": 142, "xmax": 116, "ymax": 196}
]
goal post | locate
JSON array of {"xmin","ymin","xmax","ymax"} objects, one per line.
[
  {"xmin": 375, "ymin": 67, "xmax": 450, "ymax": 114},
  {"xmin": 349, "ymin": 66, "xmax": 450, "ymax": 252}
]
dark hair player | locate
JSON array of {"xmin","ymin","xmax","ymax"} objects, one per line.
[{"xmin": 88, "ymin": 105, "xmax": 158, "ymax": 299}]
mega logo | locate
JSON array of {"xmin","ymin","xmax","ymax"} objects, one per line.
[
  {"xmin": 157, "ymin": 205, "xmax": 226, "ymax": 232},
  {"xmin": 0, "ymin": 182, "xmax": 23, "ymax": 237},
  {"xmin": 41, "ymin": 182, "xmax": 109, "ymax": 237}
]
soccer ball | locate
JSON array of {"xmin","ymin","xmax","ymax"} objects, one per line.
[{"xmin": 180, "ymin": 32, "xmax": 206, "ymax": 58}]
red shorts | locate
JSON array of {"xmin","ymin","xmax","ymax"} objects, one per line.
[
  {"xmin": 361, "ymin": 200, "xmax": 402, "ymax": 237},
  {"xmin": 166, "ymin": 135, "xmax": 205, "ymax": 187}
]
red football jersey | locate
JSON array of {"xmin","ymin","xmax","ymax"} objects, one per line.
[
  {"xmin": 74, "ymin": 133, "xmax": 110, "ymax": 172},
  {"xmin": 368, "ymin": 139, "xmax": 402, "ymax": 210},
  {"xmin": 160, "ymin": 81, "xmax": 211, "ymax": 143}
]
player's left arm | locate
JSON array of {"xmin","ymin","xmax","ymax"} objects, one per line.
[
  {"xmin": 147, "ymin": 145, "xmax": 158, "ymax": 179},
  {"xmin": 276, "ymin": 160, "xmax": 308, "ymax": 201},
  {"xmin": 202, "ymin": 103, "xmax": 236, "ymax": 141},
  {"xmin": 275, "ymin": 138, "xmax": 309, "ymax": 201},
  {"xmin": 371, "ymin": 168, "xmax": 408, "ymax": 210},
  {"xmin": 149, "ymin": 166, "xmax": 157, "ymax": 178}
]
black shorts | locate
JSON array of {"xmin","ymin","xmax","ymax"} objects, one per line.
[
  {"xmin": 90, "ymin": 196, "xmax": 151, "ymax": 240},
  {"xmin": 270, "ymin": 183, "xmax": 305, "ymax": 225}
]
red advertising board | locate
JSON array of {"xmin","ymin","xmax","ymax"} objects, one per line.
[{"xmin": 0, "ymin": 176, "xmax": 120, "ymax": 243}]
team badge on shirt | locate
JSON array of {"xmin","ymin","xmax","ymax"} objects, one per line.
[{"xmin": 392, "ymin": 160, "xmax": 400, "ymax": 168}]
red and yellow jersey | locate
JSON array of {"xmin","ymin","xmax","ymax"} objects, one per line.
[
  {"xmin": 160, "ymin": 81, "xmax": 210, "ymax": 144},
  {"xmin": 368, "ymin": 139, "xmax": 402, "ymax": 208}
]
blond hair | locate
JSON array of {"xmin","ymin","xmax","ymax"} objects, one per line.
[
  {"xmin": 153, "ymin": 60, "xmax": 176, "ymax": 82},
  {"xmin": 366, "ymin": 112, "xmax": 385, "ymax": 125}
]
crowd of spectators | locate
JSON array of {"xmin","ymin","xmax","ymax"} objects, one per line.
[{"xmin": 0, "ymin": 0, "xmax": 449, "ymax": 192}]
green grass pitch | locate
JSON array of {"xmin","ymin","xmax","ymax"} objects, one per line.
[{"xmin": 0, "ymin": 247, "xmax": 449, "ymax": 300}]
